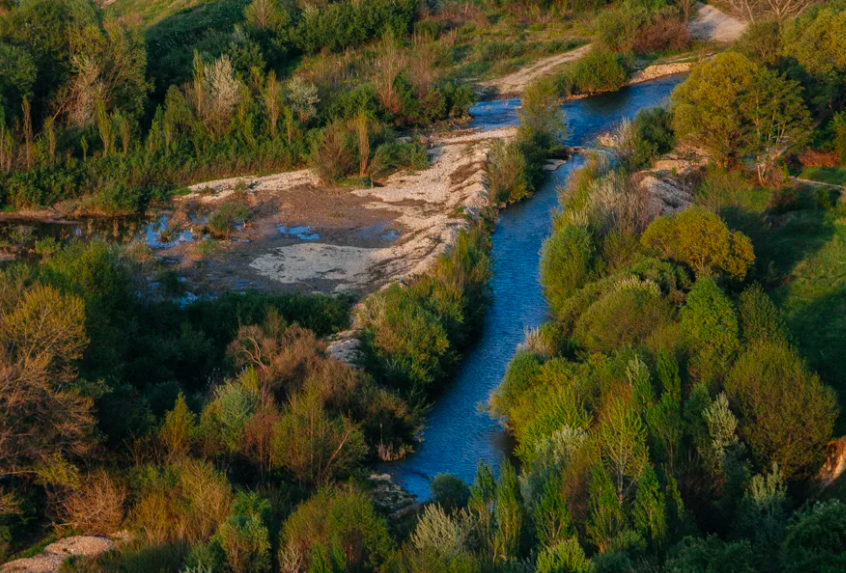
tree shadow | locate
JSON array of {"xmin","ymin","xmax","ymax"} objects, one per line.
[{"xmin": 144, "ymin": 0, "xmax": 250, "ymax": 100}]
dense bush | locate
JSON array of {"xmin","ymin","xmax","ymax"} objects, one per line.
[
  {"xmin": 540, "ymin": 224, "xmax": 595, "ymax": 317},
  {"xmin": 556, "ymin": 48, "xmax": 630, "ymax": 96}
]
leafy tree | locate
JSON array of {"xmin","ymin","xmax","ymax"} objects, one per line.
[
  {"xmin": 679, "ymin": 278, "xmax": 739, "ymax": 384},
  {"xmin": 271, "ymin": 388, "xmax": 366, "ymax": 486},
  {"xmin": 431, "ymin": 474, "xmax": 471, "ymax": 513},
  {"xmin": 279, "ymin": 487, "xmax": 393, "ymax": 573},
  {"xmin": 596, "ymin": 392, "xmax": 648, "ymax": 505},
  {"xmin": 672, "ymin": 53, "xmax": 758, "ymax": 166},
  {"xmin": 159, "ymin": 393, "xmax": 197, "ymax": 463},
  {"xmin": 667, "ymin": 536, "xmax": 757, "ymax": 573},
  {"xmin": 215, "ymin": 492, "xmax": 273, "ymax": 573},
  {"xmin": 737, "ymin": 284, "xmax": 787, "ymax": 345},
  {"xmin": 726, "ymin": 341, "xmax": 837, "ymax": 480},
  {"xmin": 540, "ymin": 224, "xmax": 595, "ymax": 316},
  {"xmin": 493, "ymin": 460, "xmax": 526, "ymax": 561},
  {"xmin": 641, "ymin": 209, "xmax": 755, "ymax": 280},
  {"xmin": 782, "ymin": 501, "xmax": 846, "ymax": 573},
  {"xmin": 632, "ymin": 466, "xmax": 667, "ymax": 551},
  {"xmin": 536, "ymin": 537, "xmax": 590, "ymax": 573}
]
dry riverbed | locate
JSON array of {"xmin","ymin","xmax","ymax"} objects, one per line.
[{"xmin": 152, "ymin": 128, "xmax": 515, "ymax": 296}]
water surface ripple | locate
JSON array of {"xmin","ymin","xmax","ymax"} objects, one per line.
[{"xmin": 380, "ymin": 76, "xmax": 686, "ymax": 500}]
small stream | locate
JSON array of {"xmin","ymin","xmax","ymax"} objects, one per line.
[{"xmin": 380, "ymin": 75, "xmax": 687, "ymax": 500}]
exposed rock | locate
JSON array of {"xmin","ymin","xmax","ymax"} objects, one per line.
[
  {"xmin": 1, "ymin": 536, "xmax": 116, "ymax": 573},
  {"xmin": 629, "ymin": 62, "xmax": 695, "ymax": 85},
  {"xmin": 369, "ymin": 473, "xmax": 418, "ymax": 517},
  {"xmin": 638, "ymin": 174, "xmax": 694, "ymax": 215},
  {"xmin": 326, "ymin": 330, "xmax": 363, "ymax": 364},
  {"xmin": 817, "ymin": 438, "xmax": 846, "ymax": 489}
]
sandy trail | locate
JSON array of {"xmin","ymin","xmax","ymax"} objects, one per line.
[
  {"xmin": 478, "ymin": 4, "xmax": 744, "ymax": 97},
  {"xmin": 688, "ymin": 3, "xmax": 747, "ymax": 42},
  {"xmin": 479, "ymin": 44, "xmax": 593, "ymax": 97}
]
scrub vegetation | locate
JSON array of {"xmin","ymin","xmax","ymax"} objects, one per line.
[{"xmin": 3, "ymin": 0, "xmax": 846, "ymax": 572}]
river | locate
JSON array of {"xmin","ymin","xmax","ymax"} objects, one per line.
[{"xmin": 380, "ymin": 75, "xmax": 687, "ymax": 500}]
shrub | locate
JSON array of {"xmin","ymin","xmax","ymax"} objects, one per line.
[
  {"xmin": 640, "ymin": 209, "xmax": 755, "ymax": 280},
  {"xmin": 359, "ymin": 285, "xmax": 454, "ymax": 398},
  {"xmin": 490, "ymin": 349, "xmax": 543, "ymax": 419},
  {"xmin": 271, "ymin": 388, "xmax": 366, "ymax": 486},
  {"xmin": 667, "ymin": 536, "xmax": 756, "ymax": 573},
  {"xmin": 311, "ymin": 121, "xmax": 357, "ymax": 184},
  {"xmin": 430, "ymin": 474, "xmax": 471, "ymax": 513},
  {"xmin": 370, "ymin": 140, "xmax": 429, "ymax": 178},
  {"xmin": 536, "ymin": 537, "xmax": 590, "ymax": 573},
  {"xmin": 561, "ymin": 49, "xmax": 629, "ymax": 96},
  {"xmin": 737, "ymin": 284, "xmax": 787, "ymax": 345},
  {"xmin": 726, "ymin": 341, "xmax": 837, "ymax": 480},
  {"xmin": 58, "ymin": 469, "xmax": 126, "ymax": 536},
  {"xmin": 540, "ymin": 224, "xmax": 595, "ymax": 317},
  {"xmin": 631, "ymin": 18, "xmax": 691, "ymax": 55},
  {"xmin": 595, "ymin": 4, "xmax": 648, "ymax": 53},
  {"xmin": 488, "ymin": 139, "xmax": 529, "ymax": 203},
  {"xmin": 782, "ymin": 501, "xmax": 846, "ymax": 573},
  {"xmin": 208, "ymin": 202, "xmax": 251, "ymax": 238},
  {"xmin": 625, "ymin": 107, "xmax": 675, "ymax": 169},
  {"xmin": 410, "ymin": 504, "xmax": 470, "ymax": 560},
  {"xmin": 215, "ymin": 492, "xmax": 272, "ymax": 573},
  {"xmin": 278, "ymin": 487, "xmax": 393, "ymax": 573},
  {"xmin": 573, "ymin": 278, "xmax": 673, "ymax": 354},
  {"xmin": 679, "ymin": 278, "xmax": 739, "ymax": 384}
]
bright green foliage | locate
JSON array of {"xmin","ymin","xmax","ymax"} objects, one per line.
[
  {"xmin": 493, "ymin": 460, "xmax": 526, "ymax": 562},
  {"xmin": 159, "ymin": 393, "xmax": 197, "ymax": 461},
  {"xmin": 672, "ymin": 52, "xmax": 810, "ymax": 172},
  {"xmin": 641, "ymin": 209, "xmax": 755, "ymax": 280},
  {"xmin": 215, "ymin": 492, "xmax": 272, "ymax": 573},
  {"xmin": 726, "ymin": 341, "xmax": 837, "ymax": 479},
  {"xmin": 782, "ymin": 501, "xmax": 846, "ymax": 573},
  {"xmin": 738, "ymin": 284, "xmax": 788, "ymax": 345},
  {"xmin": 559, "ymin": 48, "xmax": 629, "ymax": 96},
  {"xmin": 410, "ymin": 504, "xmax": 470, "ymax": 562},
  {"xmin": 595, "ymin": 393, "xmax": 648, "ymax": 504},
  {"xmin": 279, "ymin": 487, "xmax": 393, "ymax": 573},
  {"xmin": 573, "ymin": 278, "xmax": 673, "ymax": 354},
  {"xmin": 632, "ymin": 466, "xmax": 667, "ymax": 551},
  {"xmin": 535, "ymin": 537, "xmax": 590, "ymax": 573},
  {"xmin": 680, "ymin": 278, "xmax": 739, "ymax": 383},
  {"xmin": 490, "ymin": 350, "xmax": 543, "ymax": 419},
  {"xmin": 672, "ymin": 53, "xmax": 758, "ymax": 165},
  {"xmin": 540, "ymin": 224, "xmax": 595, "ymax": 316},
  {"xmin": 586, "ymin": 465, "xmax": 626, "ymax": 554},
  {"xmin": 532, "ymin": 473, "xmax": 572, "ymax": 548}
]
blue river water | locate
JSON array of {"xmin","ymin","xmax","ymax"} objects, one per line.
[{"xmin": 380, "ymin": 75, "xmax": 687, "ymax": 500}]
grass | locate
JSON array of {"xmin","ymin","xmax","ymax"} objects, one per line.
[
  {"xmin": 800, "ymin": 166, "xmax": 846, "ymax": 187},
  {"xmin": 708, "ymin": 178, "xmax": 846, "ymax": 433},
  {"xmin": 104, "ymin": 0, "xmax": 224, "ymax": 27}
]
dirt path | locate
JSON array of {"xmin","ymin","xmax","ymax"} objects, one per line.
[
  {"xmin": 688, "ymin": 3, "xmax": 747, "ymax": 43},
  {"xmin": 478, "ymin": 4, "xmax": 744, "ymax": 97},
  {"xmin": 479, "ymin": 44, "xmax": 593, "ymax": 97}
]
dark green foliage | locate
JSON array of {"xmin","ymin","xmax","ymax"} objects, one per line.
[
  {"xmin": 371, "ymin": 141, "xmax": 429, "ymax": 178},
  {"xmin": 782, "ymin": 501, "xmax": 846, "ymax": 573},
  {"xmin": 667, "ymin": 536, "xmax": 757, "ymax": 573},
  {"xmin": 293, "ymin": 0, "xmax": 419, "ymax": 54},
  {"xmin": 556, "ymin": 48, "xmax": 629, "ymax": 97},
  {"xmin": 430, "ymin": 474, "xmax": 471, "ymax": 513},
  {"xmin": 625, "ymin": 106, "xmax": 675, "ymax": 170}
]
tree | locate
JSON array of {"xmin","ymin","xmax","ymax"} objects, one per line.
[
  {"xmin": 667, "ymin": 536, "xmax": 756, "ymax": 573},
  {"xmin": 726, "ymin": 341, "xmax": 837, "ymax": 479},
  {"xmin": 0, "ymin": 283, "xmax": 95, "ymax": 480},
  {"xmin": 159, "ymin": 393, "xmax": 197, "ymax": 462},
  {"xmin": 271, "ymin": 388, "xmax": 366, "ymax": 486},
  {"xmin": 540, "ymin": 224, "xmax": 595, "ymax": 316},
  {"xmin": 672, "ymin": 53, "xmax": 757, "ymax": 166},
  {"xmin": 679, "ymin": 278, "xmax": 740, "ymax": 384},
  {"xmin": 744, "ymin": 67, "xmax": 811, "ymax": 183},
  {"xmin": 536, "ymin": 537, "xmax": 590, "ymax": 573},
  {"xmin": 641, "ymin": 209, "xmax": 755, "ymax": 280},
  {"xmin": 595, "ymin": 393, "xmax": 648, "ymax": 505},
  {"xmin": 782, "ymin": 501, "xmax": 846, "ymax": 573},
  {"xmin": 278, "ymin": 487, "xmax": 393, "ymax": 573}
]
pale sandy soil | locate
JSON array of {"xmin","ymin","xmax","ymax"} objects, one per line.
[
  {"xmin": 477, "ymin": 4, "xmax": 743, "ymax": 97},
  {"xmin": 1, "ymin": 537, "xmax": 115, "ymax": 573},
  {"xmin": 166, "ymin": 128, "xmax": 516, "ymax": 295},
  {"xmin": 479, "ymin": 44, "xmax": 593, "ymax": 97},
  {"xmin": 688, "ymin": 3, "xmax": 748, "ymax": 43}
]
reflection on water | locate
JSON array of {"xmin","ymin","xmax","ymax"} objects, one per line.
[
  {"xmin": 278, "ymin": 224, "xmax": 321, "ymax": 241},
  {"xmin": 380, "ymin": 74, "xmax": 687, "ymax": 500}
]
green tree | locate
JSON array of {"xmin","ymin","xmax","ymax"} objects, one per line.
[
  {"xmin": 540, "ymin": 224, "xmax": 595, "ymax": 316},
  {"xmin": 672, "ymin": 53, "xmax": 757, "ymax": 166},
  {"xmin": 726, "ymin": 341, "xmax": 837, "ymax": 480},
  {"xmin": 680, "ymin": 278, "xmax": 740, "ymax": 384},
  {"xmin": 641, "ymin": 209, "xmax": 755, "ymax": 280},
  {"xmin": 667, "ymin": 536, "xmax": 756, "ymax": 573},
  {"xmin": 536, "ymin": 537, "xmax": 591, "ymax": 573},
  {"xmin": 782, "ymin": 501, "xmax": 846, "ymax": 573}
]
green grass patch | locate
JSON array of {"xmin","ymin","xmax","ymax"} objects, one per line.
[{"xmin": 800, "ymin": 166, "xmax": 846, "ymax": 187}]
